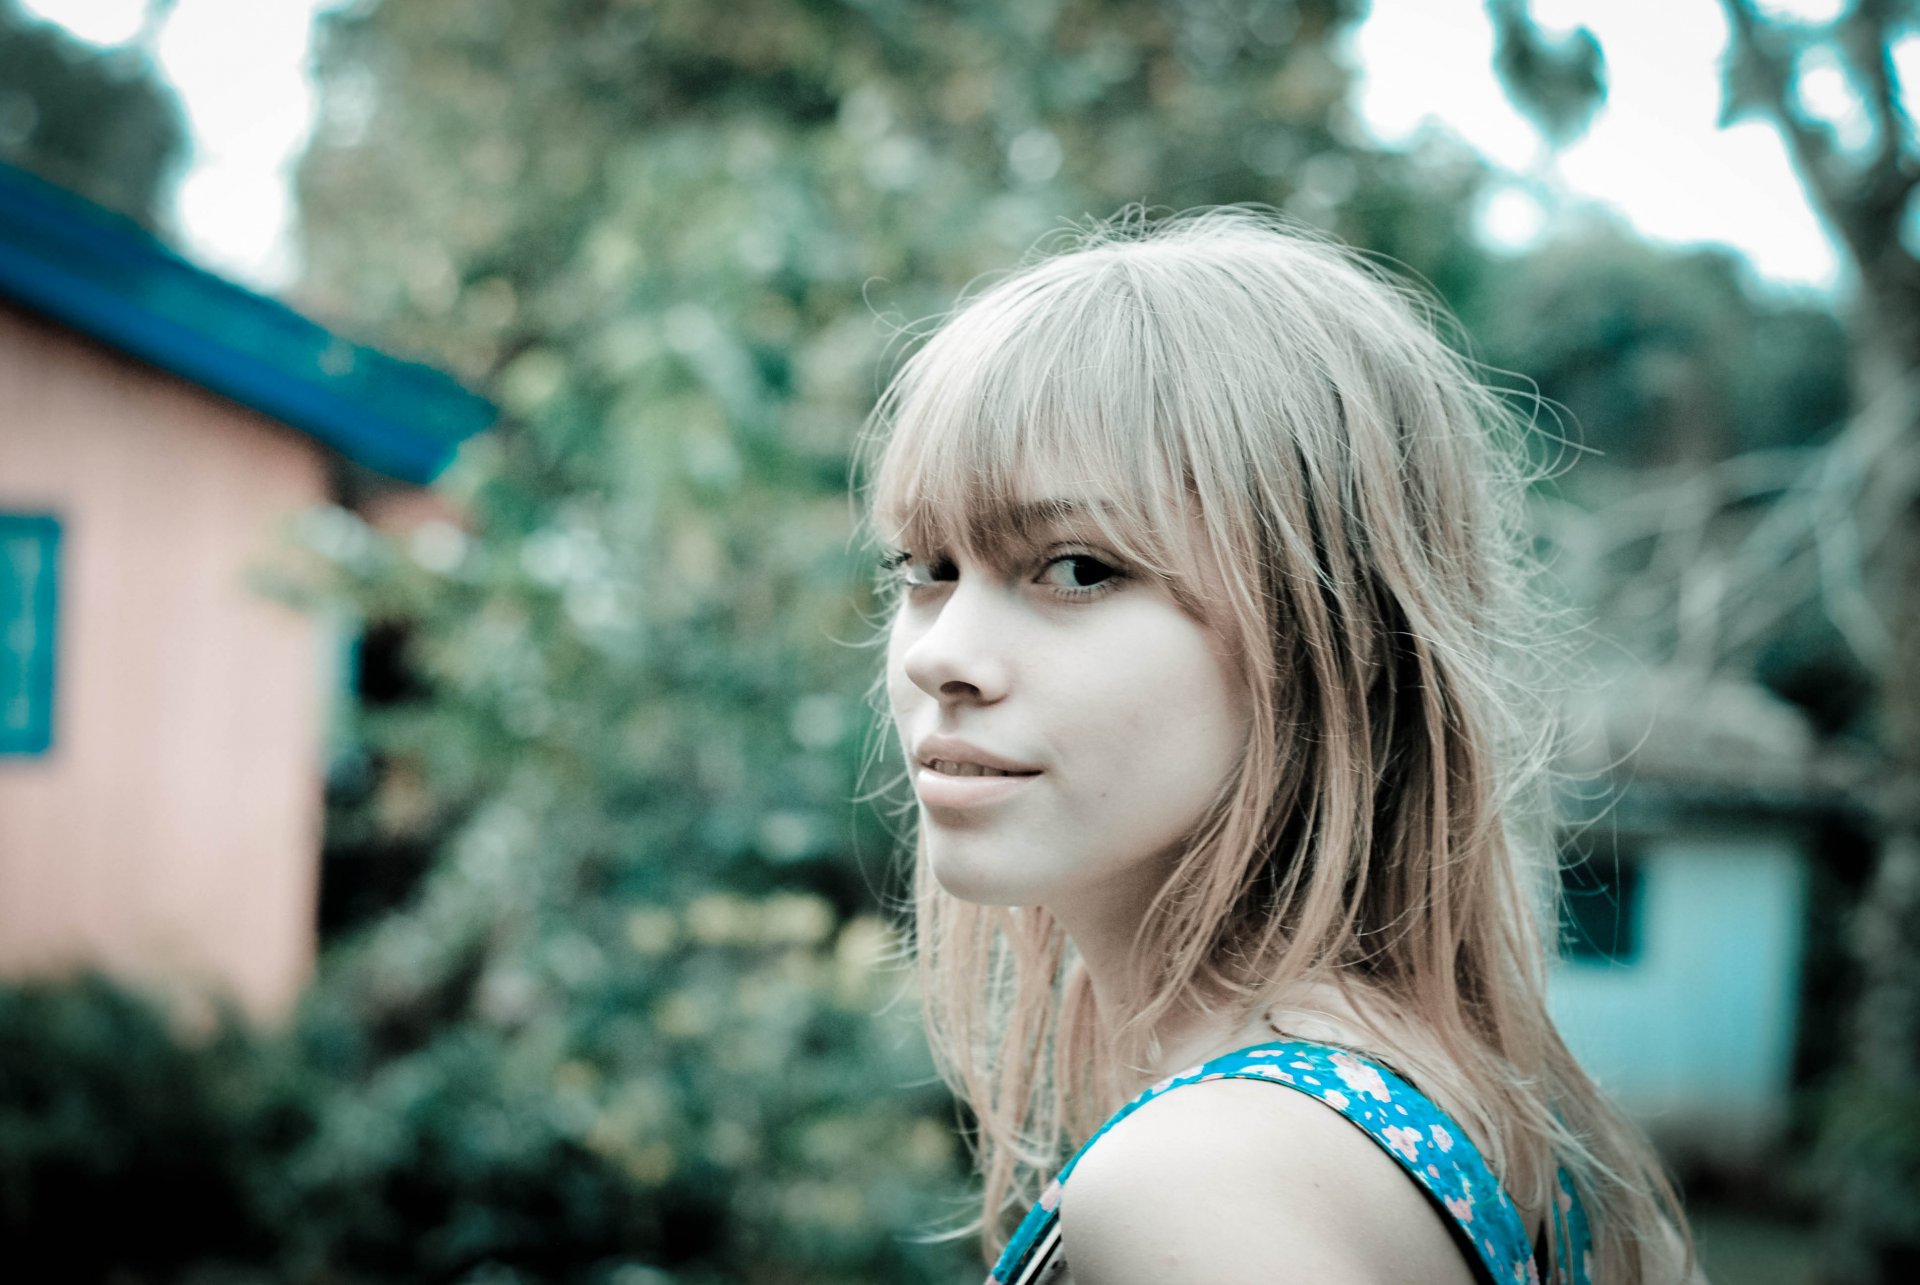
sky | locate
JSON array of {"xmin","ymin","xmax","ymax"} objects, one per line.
[
  {"xmin": 19, "ymin": 0, "xmax": 1905, "ymax": 296},
  {"xmin": 1355, "ymin": 0, "xmax": 1856, "ymax": 289},
  {"xmin": 18, "ymin": 0, "xmax": 327, "ymax": 286}
]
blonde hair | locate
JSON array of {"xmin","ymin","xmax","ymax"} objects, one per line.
[{"xmin": 861, "ymin": 209, "xmax": 1689, "ymax": 1283}]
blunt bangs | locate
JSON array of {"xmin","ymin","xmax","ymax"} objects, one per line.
[{"xmin": 865, "ymin": 255, "xmax": 1217, "ymax": 606}]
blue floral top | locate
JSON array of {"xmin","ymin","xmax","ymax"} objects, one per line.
[{"xmin": 987, "ymin": 1041, "xmax": 1594, "ymax": 1285}]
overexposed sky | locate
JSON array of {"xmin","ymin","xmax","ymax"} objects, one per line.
[
  {"xmin": 22, "ymin": 0, "xmax": 1902, "ymax": 294},
  {"xmin": 1354, "ymin": 0, "xmax": 1858, "ymax": 289},
  {"xmin": 19, "ymin": 0, "xmax": 326, "ymax": 285}
]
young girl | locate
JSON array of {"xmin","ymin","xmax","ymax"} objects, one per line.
[{"xmin": 863, "ymin": 210, "xmax": 1694, "ymax": 1285}]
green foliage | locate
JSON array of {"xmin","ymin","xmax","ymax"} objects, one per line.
[
  {"xmin": 269, "ymin": 895, "xmax": 962, "ymax": 1284},
  {"xmin": 0, "ymin": 931, "xmax": 959, "ymax": 1283},
  {"xmin": 0, "ymin": 979, "xmax": 271, "ymax": 1280},
  {"xmin": 1462, "ymin": 228, "xmax": 1850, "ymax": 481},
  {"xmin": 0, "ymin": 0, "xmax": 186, "ymax": 227}
]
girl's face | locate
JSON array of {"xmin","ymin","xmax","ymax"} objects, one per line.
[{"xmin": 885, "ymin": 485, "xmax": 1250, "ymax": 926}]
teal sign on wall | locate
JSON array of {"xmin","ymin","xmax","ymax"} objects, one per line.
[{"xmin": 0, "ymin": 513, "xmax": 60, "ymax": 755}]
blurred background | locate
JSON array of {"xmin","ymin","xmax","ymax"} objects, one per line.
[{"xmin": 0, "ymin": 1, "xmax": 1914, "ymax": 1282}]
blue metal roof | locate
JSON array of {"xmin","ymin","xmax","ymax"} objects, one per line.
[{"xmin": 0, "ymin": 160, "xmax": 493, "ymax": 484}]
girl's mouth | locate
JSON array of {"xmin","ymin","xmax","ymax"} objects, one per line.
[
  {"xmin": 926, "ymin": 759, "xmax": 1039, "ymax": 778},
  {"xmin": 914, "ymin": 762, "xmax": 1041, "ymax": 810}
]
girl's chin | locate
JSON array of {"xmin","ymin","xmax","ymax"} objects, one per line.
[{"xmin": 926, "ymin": 846, "xmax": 1047, "ymax": 908}]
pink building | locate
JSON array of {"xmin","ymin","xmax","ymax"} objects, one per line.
[{"xmin": 0, "ymin": 161, "xmax": 491, "ymax": 1019}]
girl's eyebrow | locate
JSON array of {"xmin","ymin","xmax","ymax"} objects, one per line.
[
  {"xmin": 892, "ymin": 498, "xmax": 1113, "ymax": 561},
  {"xmin": 958, "ymin": 498, "xmax": 1120, "ymax": 563},
  {"xmin": 1001, "ymin": 498, "xmax": 1105, "ymax": 537}
]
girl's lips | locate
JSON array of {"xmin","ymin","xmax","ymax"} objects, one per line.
[{"xmin": 913, "ymin": 764, "xmax": 1040, "ymax": 809}]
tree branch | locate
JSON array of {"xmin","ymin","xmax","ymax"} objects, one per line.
[
  {"xmin": 1574, "ymin": 374, "xmax": 1920, "ymax": 679},
  {"xmin": 1719, "ymin": 0, "xmax": 1859, "ymax": 259},
  {"xmin": 1843, "ymin": 0, "xmax": 1915, "ymax": 167},
  {"xmin": 1839, "ymin": 0, "xmax": 1920, "ymax": 262}
]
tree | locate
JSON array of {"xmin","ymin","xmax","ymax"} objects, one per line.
[
  {"xmin": 1463, "ymin": 226, "xmax": 1851, "ymax": 474},
  {"xmin": 1491, "ymin": 4, "xmax": 1920, "ymax": 1280},
  {"xmin": 0, "ymin": 0, "xmax": 185, "ymax": 227}
]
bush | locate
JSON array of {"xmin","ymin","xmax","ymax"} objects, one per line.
[{"xmin": 0, "ymin": 928, "xmax": 972, "ymax": 1284}]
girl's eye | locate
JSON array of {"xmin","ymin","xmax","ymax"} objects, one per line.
[
  {"xmin": 882, "ymin": 551, "xmax": 956, "ymax": 589},
  {"xmin": 902, "ymin": 559, "xmax": 943, "ymax": 587},
  {"xmin": 1037, "ymin": 554, "xmax": 1121, "ymax": 593}
]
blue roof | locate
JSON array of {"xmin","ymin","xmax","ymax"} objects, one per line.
[{"xmin": 0, "ymin": 160, "xmax": 493, "ymax": 484}]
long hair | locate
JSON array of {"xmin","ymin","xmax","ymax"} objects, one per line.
[{"xmin": 861, "ymin": 209, "xmax": 1689, "ymax": 1283}]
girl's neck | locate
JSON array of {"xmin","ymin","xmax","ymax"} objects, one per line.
[
  {"xmin": 1057, "ymin": 892, "xmax": 1404, "ymax": 1087},
  {"xmin": 1113, "ymin": 979, "xmax": 1389, "ymax": 1089}
]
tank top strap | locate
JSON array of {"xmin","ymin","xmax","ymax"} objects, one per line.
[{"xmin": 988, "ymin": 1040, "xmax": 1594, "ymax": 1285}]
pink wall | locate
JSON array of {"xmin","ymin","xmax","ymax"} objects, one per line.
[{"xmin": 0, "ymin": 304, "xmax": 329, "ymax": 1021}]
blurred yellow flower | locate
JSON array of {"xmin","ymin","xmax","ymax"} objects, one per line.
[
  {"xmin": 760, "ymin": 892, "xmax": 835, "ymax": 946},
  {"xmin": 686, "ymin": 892, "xmax": 754, "ymax": 945},
  {"xmin": 653, "ymin": 991, "xmax": 711, "ymax": 1039},
  {"xmin": 624, "ymin": 906, "xmax": 680, "ymax": 956}
]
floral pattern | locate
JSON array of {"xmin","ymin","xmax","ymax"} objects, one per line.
[{"xmin": 987, "ymin": 1041, "xmax": 1595, "ymax": 1285}]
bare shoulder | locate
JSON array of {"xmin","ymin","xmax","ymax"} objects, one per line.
[{"xmin": 1059, "ymin": 1077, "xmax": 1478, "ymax": 1285}]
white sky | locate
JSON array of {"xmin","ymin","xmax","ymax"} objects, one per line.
[
  {"xmin": 18, "ymin": 0, "xmax": 326, "ymax": 285},
  {"xmin": 1354, "ymin": 0, "xmax": 1860, "ymax": 291},
  {"xmin": 22, "ymin": 0, "xmax": 1906, "ymax": 296}
]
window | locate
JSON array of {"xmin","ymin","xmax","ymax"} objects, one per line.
[
  {"xmin": 1558, "ymin": 835, "xmax": 1644, "ymax": 965},
  {"xmin": 0, "ymin": 513, "xmax": 61, "ymax": 756}
]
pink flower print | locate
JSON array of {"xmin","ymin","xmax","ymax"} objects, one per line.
[
  {"xmin": 1383, "ymin": 1125, "xmax": 1422, "ymax": 1161},
  {"xmin": 1329, "ymin": 1052, "xmax": 1391, "ymax": 1101},
  {"xmin": 1583, "ymin": 1250, "xmax": 1596, "ymax": 1282},
  {"xmin": 1249, "ymin": 1049, "xmax": 1287, "ymax": 1057},
  {"xmin": 1430, "ymin": 1124, "xmax": 1454, "ymax": 1153},
  {"xmin": 1039, "ymin": 1179, "xmax": 1062, "ymax": 1213},
  {"xmin": 1445, "ymin": 1194, "xmax": 1474, "ymax": 1224},
  {"xmin": 1323, "ymin": 1089, "xmax": 1350, "ymax": 1110},
  {"xmin": 1522, "ymin": 1256, "xmax": 1541, "ymax": 1285},
  {"xmin": 1427, "ymin": 1164, "xmax": 1441, "ymax": 1178},
  {"xmin": 1246, "ymin": 1065, "xmax": 1295, "ymax": 1083}
]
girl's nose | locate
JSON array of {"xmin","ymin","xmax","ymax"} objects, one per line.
[{"xmin": 897, "ymin": 580, "xmax": 1014, "ymax": 706}]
